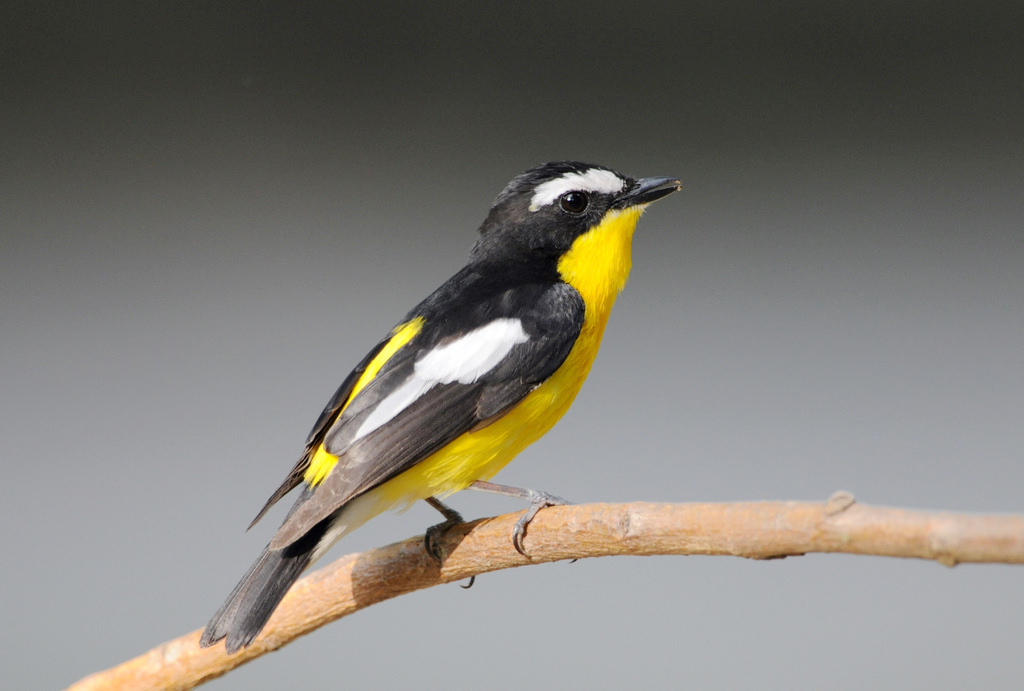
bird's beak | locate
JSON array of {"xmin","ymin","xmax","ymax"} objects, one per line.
[{"xmin": 613, "ymin": 176, "xmax": 682, "ymax": 209}]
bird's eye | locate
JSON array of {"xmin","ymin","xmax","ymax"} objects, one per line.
[{"xmin": 559, "ymin": 191, "xmax": 589, "ymax": 214}]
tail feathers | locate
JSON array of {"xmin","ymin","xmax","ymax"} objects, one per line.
[{"xmin": 200, "ymin": 525, "xmax": 322, "ymax": 653}]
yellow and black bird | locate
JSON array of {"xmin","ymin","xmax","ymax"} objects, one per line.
[{"xmin": 200, "ymin": 161, "xmax": 680, "ymax": 653}]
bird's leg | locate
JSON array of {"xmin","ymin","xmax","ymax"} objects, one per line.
[
  {"xmin": 423, "ymin": 496, "xmax": 465, "ymax": 564},
  {"xmin": 423, "ymin": 496, "xmax": 477, "ymax": 588},
  {"xmin": 468, "ymin": 480, "xmax": 572, "ymax": 556}
]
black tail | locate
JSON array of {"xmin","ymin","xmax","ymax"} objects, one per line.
[{"xmin": 200, "ymin": 520, "xmax": 325, "ymax": 653}]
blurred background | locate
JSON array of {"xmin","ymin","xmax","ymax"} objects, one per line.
[{"xmin": 3, "ymin": 2, "xmax": 1022, "ymax": 689}]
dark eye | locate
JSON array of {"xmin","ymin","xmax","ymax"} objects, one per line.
[{"xmin": 559, "ymin": 191, "xmax": 589, "ymax": 214}]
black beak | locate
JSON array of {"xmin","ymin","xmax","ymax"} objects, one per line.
[{"xmin": 614, "ymin": 176, "xmax": 682, "ymax": 209}]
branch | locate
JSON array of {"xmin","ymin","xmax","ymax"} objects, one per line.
[{"xmin": 67, "ymin": 493, "xmax": 1024, "ymax": 691}]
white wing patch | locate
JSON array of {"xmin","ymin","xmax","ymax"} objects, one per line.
[
  {"xmin": 351, "ymin": 376, "xmax": 434, "ymax": 443},
  {"xmin": 529, "ymin": 168, "xmax": 626, "ymax": 211},
  {"xmin": 417, "ymin": 318, "xmax": 529, "ymax": 383},
  {"xmin": 352, "ymin": 318, "xmax": 529, "ymax": 442}
]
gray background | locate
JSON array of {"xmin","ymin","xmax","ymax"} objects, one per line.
[{"xmin": 3, "ymin": 2, "xmax": 1023, "ymax": 689}]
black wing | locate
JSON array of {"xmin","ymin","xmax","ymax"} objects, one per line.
[{"xmin": 269, "ymin": 281, "xmax": 584, "ymax": 549}]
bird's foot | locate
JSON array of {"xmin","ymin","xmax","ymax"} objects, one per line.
[
  {"xmin": 423, "ymin": 496, "xmax": 464, "ymax": 564},
  {"xmin": 467, "ymin": 481, "xmax": 572, "ymax": 557},
  {"xmin": 511, "ymin": 489, "xmax": 571, "ymax": 556}
]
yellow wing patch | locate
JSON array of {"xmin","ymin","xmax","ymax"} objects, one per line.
[
  {"xmin": 349, "ymin": 317, "xmax": 425, "ymax": 402},
  {"xmin": 303, "ymin": 316, "xmax": 425, "ymax": 486},
  {"xmin": 304, "ymin": 444, "xmax": 338, "ymax": 487}
]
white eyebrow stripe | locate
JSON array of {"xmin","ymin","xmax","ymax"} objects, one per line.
[
  {"xmin": 529, "ymin": 169, "xmax": 626, "ymax": 211},
  {"xmin": 351, "ymin": 318, "xmax": 529, "ymax": 441}
]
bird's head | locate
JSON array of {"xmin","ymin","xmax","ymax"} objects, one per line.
[
  {"xmin": 473, "ymin": 161, "xmax": 680, "ymax": 263},
  {"xmin": 472, "ymin": 161, "xmax": 680, "ymax": 309}
]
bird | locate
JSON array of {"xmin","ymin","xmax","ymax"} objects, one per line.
[{"xmin": 200, "ymin": 161, "xmax": 681, "ymax": 653}]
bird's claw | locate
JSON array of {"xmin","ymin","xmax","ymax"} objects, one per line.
[
  {"xmin": 511, "ymin": 489, "xmax": 571, "ymax": 557},
  {"xmin": 423, "ymin": 502, "xmax": 464, "ymax": 565}
]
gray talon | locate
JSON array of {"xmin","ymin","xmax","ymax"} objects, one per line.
[{"xmin": 509, "ymin": 489, "xmax": 571, "ymax": 557}]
